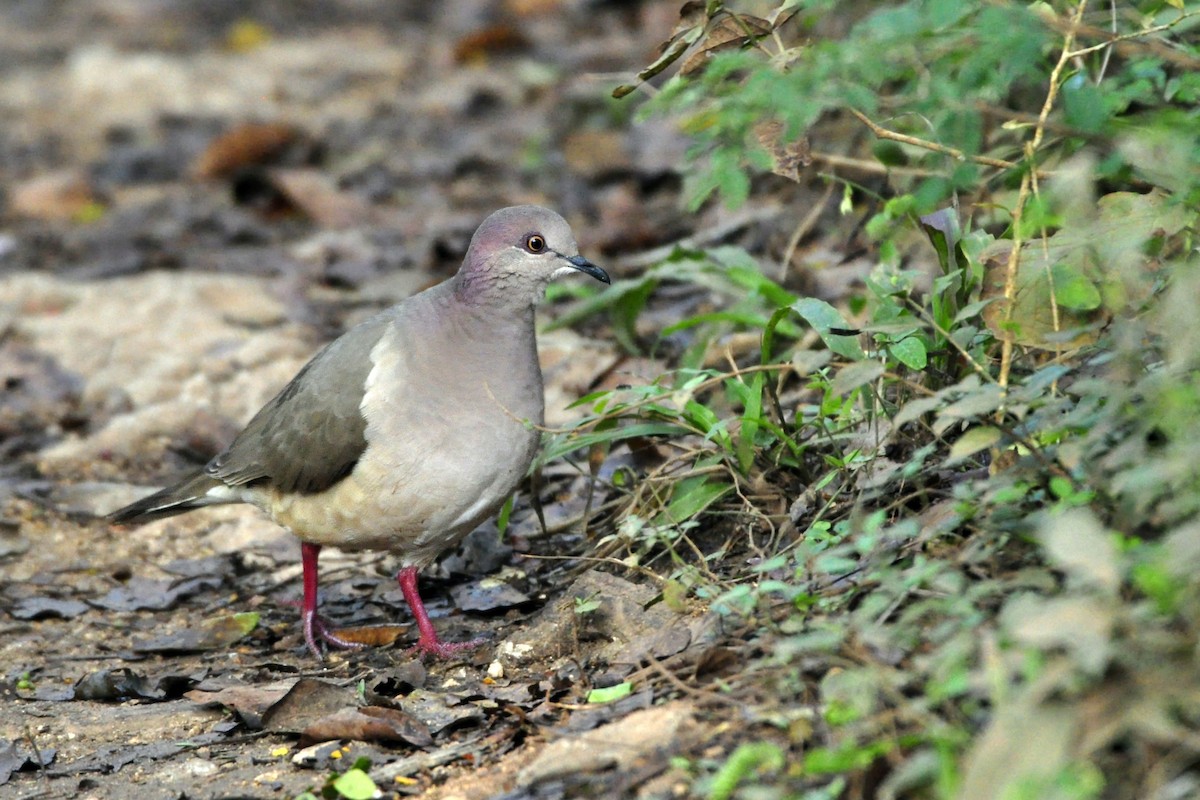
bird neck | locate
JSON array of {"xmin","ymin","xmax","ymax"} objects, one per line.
[{"xmin": 452, "ymin": 270, "xmax": 544, "ymax": 315}]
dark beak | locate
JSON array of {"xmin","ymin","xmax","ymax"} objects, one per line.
[{"xmin": 565, "ymin": 254, "xmax": 610, "ymax": 284}]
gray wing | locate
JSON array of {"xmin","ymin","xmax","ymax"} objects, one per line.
[{"xmin": 207, "ymin": 313, "xmax": 393, "ymax": 495}]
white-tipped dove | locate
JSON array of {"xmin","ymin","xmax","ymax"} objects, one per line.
[{"xmin": 110, "ymin": 205, "xmax": 609, "ymax": 659}]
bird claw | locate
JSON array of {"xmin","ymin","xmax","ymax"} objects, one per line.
[
  {"xmin": 406, "ymin": 635, "xmax": 487, "ymax": 660},
  {"xmin": 302, "ymin": 610, "xmax": 366, "ymax": 659}
]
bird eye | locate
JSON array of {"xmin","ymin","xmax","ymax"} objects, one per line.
[{"xmin": 525, "ymin": 235, "xmax": 546, "ymax": 253}]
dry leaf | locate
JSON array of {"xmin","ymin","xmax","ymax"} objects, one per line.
[
  {"xmin": 755, "ymin": 120, "xmax": 811, "ymax": 182},
  {"xmin": 9, "ymin": 170, "xmax": 101, "ymax": 222},
  {"xmin": 453, "ymin": 25, "xmax": 530, "ymax": 64},
  {"xmin": 192, "ymin": 122, "xmax": 300, "ymax": 180},
  {"xmin": 679, "ymin": 13, "xmax": 772, "ymax": 76},
  {"xmin": 326, "ymin": 624, "xmax": 408, "ymax": 648},
  {"xmin": 300, "ymin": 706, "xmax": 433, "ymax": 748},
  {"xmin": 267, "ymin": 168, "xmax": 373, "ymax": 229},
  {"xmin": 980, "ymin": 190, "xmax": 1189, "ymax": 351},
  {"xmin": 185, "ymin": 680, "xmax": 298, "ymax": 728}
]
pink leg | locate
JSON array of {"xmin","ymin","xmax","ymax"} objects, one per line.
[
  {"xmin": 396, "ymin": 566, "xmax": 485, "ymax": 658},
  {"xmin": 300, "ymin": 542, "xmax": 365, "ymax": 659}
]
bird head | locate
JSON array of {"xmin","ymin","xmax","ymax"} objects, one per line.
[{"xmin": 456, "ymin": 205, "xmax": 609, "ymax": 302}]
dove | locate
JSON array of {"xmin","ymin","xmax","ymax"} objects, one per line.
[{"xmin": 110, "ymin": 205, "xmax": 609, "ymax": 659}]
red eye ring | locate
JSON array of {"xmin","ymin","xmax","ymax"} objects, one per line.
[{"xmin": 525, "ymin": 235, "xmax": 546, "ymax": 253}]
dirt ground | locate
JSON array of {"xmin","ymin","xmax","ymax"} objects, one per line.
[{"xmin": 0, "ymin": 2, "xmax": 782, "ymax": 798}]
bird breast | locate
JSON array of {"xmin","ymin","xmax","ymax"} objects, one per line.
[{"xmin": 267, "ymin": 313, "xmax": 543, "ymax": 564}]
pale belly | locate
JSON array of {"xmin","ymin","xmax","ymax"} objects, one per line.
[
  {"xmin": 254, "ymin": 311, "xmax": 544, "ymax": 567},
  {"xmin": 257, "ymin": 416, "xmax": 537, "ymax": 567}
]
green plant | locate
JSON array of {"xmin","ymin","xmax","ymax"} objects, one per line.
[{"xmin": 548, "ymin": 0, "xmax": 1200, "ymax": 796}]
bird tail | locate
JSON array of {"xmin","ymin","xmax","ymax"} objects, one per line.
[{"xmin": 108, "ymin": 471, "xmax": 235, "ymax": 524}]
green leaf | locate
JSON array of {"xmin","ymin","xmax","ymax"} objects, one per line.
[
  {"xmin": 495, "ymin": 494, "xmax": 514, "ymax": 538},
  {"xmin": 792, "ymin": 298, "xmax": 864, "ymax": 360},
  {"xmin": 654, "ymin": 475, "xmax": 733, "ymax": 525},
  {"xmin": 946, "ymin": 426, "xmax": 1001, "ymax": 463},
  {"xmin": 709, "ymin": 742, "xmax": 786, "ymax": 800},
  {"xmin": 1050, "ymin": 261, "xmax": 1101, "ymax": 311},
  {"xmin": 1038, "ymin": 509, "xmax": 1119, "ymax": 593},
  {"xmin": 888, "ymin": 336, "xmax": 928, "ymax": 370},
  {"xmin": 830, "ymin": 359, "xmax": 884, "ymax": 396},
  {"xmin": 587, "ymin": 682, "xmax": 633, "ymax": 703},
  {"xmin": 919, "ymin": 207, "xmax": 961, "ymax": 273},
  {"xmin": 331, "ymin": 768, "xmax": 377, "ymax": 800},
  {"xmin": 574, "ymin": 593, "xmax": 602, "ymax": 615},
  {"xmin": 1061, "ymin": 74, "xmax": 1108, "ymax": 134},
  {"xmin": 538, "ymin": 422, "xmax": 688, "ymax": 465},
  {"xmin": 894, "ymin": 395, "xmax": 943, "ymax": 426},
  {"xmin": 735, "ymin": 370, "xmax": 765, "ymax": 474}
]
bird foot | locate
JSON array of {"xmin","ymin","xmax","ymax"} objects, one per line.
[
  {"xmin": 302, "ymin": 610, "xmax": 367, "ymax": 659},
  {"xmin": 406, "ymin": 635, "xmax": 488, "ymax": 660}
]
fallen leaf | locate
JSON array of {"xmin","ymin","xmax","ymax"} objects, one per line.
[
  {"xmin": 399, "ymin": 690, "xmax": 486, "ymax": 736},
  {"xmin": 453, "ymin": 25, "xmax": 530, "ymax": 64},
  {"xmin": 191, "ymin": 122, "xmax": 300, "ymax": 180},
  {"xmin": 326, "ymin": 624, "xmax": 407, "ymax": 648},
  {"xmin": 73, "ymin": 668, "xmax": 198, "ymax": 702},
  {"xmin": 755, "ymin": 120, "xmax": 811, "ymax": 182},
  {"xmin": 586, "ymin": 682, "xmax": 633, "ymax": 704},
  {"xmin": 185, "ymin": 680, "xmax": 298, "ymax": 729},
  {"xmin": 262, "ymin": 679, "xmax": 358, "ymax": 734},
  {"xmin": 0, "ymin": 739, "xmax": 56, "ymax": 785},
  {"xmin": 132, "ymin": 612, "xmax": 259, "ymax": 654},
  {"xmin": 10, "ymin": 597, "xmax": 91, "ymax": 620},
  {"xmin": 980, "ymin": 190, "xmax": 1189, "ymax": 351},
  {"xmin": 9, "ymin": 170, "xmax": 102, "ymax": 222},
  {"xmin": 517, "ymin": 701, "xmax": 698, "ymax": 785},
  {"xmin": 300, "ymin": 706, "xmax": 433, "ymax": 748},
  {"xmin": 266, "ymin": 168, "xmax": 372, "ymax": 229},
  {"xmin": 90, "ymin": 576, "xmax": 221, "ymax": 612},
  {"xmin": 450, "ymin": 579, "xmax": 531, "ymax": 613}
]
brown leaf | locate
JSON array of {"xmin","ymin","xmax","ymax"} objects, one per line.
[
  {"xmin": 612, "ymin": 1, "xmax": 709, "ymax": 98},
  {"xmin": 453, "ymin": 25, "xmax": 530, "ymax": 64},
  {"xmin": 693, "ymin": 646, "xmax": 740, "ymax": 680},
  {"xmin": 262, "ymin": 678, "xmax": 357, "ymax": 734},
  {"xmin": 300, "ymin": 706, "xmax": 433, "ymax": 748},
  {"xmin": 504, "ymin": 0, "xmax": 562, "ymax": 15},
  {"xmin": 518, "ymin": 702, "xmax": 698, "ymax": 785},
  {"xmin": 959, "ymin": 693, "xmax": 1080, "ymax": 799},
  {"xmin": 679, "ymin": 13, "xmax": 772, "ymax": 76},
  {"xmin": 980, "ymin": 190, "xmax": 1190, "ymax": 351},
  {"xmin": 267, "ymin": 168, "xmax": 373, "ymax": 229},
  {"xmin": 184, "ymin": 680, "xmax": 298, "ymax": 729},
  {"xmin": 9, "ymin": 170, "xmax": 101, "ymax": 222},
  {"xmin": 132, "ymin": 612, "xmax": 259, "ymax": 654},
  {"xmin": 191, "ymin": 122, "xmax": 299, "ymax": 180},
  {"xmin": 755, "ymin": 120, "xmax": 811, "ymax": 182},
  {"xmin": 979, "ymin": 241, "xmax": 1107, "ymax": 351},
  {"xmin": 326, "ymin": 624, "xmax": 408, "ymax": 648}
]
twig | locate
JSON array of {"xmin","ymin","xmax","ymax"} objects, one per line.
[
  {"xmin": 1065, "ymin": 7, "xmax": 1200, "ymax": 60},
  {"xmin": 809, "ymin": 151, "xmax": 940, "ymax": 178},
  {"xmin": 1095, "ymin": 0, "xmax": 1116, "ymax": 84},
  {"xmin": 901, "ymin": 297, "xmax": 996, "ymax": 385},
  {"xmin": 997, "ymin": 0, "xmax": 1087, "ymax": 397},
  {"xmin": 778, "ymin": 180, "xmax": 835, "ymax": 281},
  {"xmin": 848, "ymin": 108, "xmax": 1036, "ymax": 174}
]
